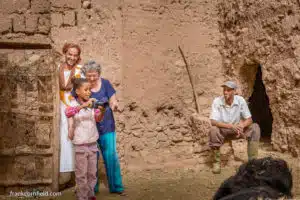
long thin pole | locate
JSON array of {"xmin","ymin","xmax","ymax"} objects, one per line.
[{"xmin": 178, "ymin": 46, "xmax": 200, "ymax": 114}]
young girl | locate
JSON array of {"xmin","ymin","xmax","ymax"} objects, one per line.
[{"xmin": 65, "ymin": 78, "xmax": 105, "ymax": 200}]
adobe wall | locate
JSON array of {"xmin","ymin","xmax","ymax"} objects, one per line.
[
  {"xmin": 0, "ymin": 0, "xmax": 299, "ymax": 180},
  {"xmin": 47, "ymin": 0, "xmax": 224, "ymax": 170},
  {"xmin": 217, "ymin": 0, "xmax": 300, "ymax": 156}
]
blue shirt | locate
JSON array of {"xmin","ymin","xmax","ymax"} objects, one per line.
[{"xmin": 90, "ymin": 78, "xmax": 116, "ymax": 135}]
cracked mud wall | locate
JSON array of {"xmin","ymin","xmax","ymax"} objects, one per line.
[
  {"xmin": 0, "ymin": 0, "xmax": 224, "ymax": 192},
  {"xmin": 48, "ymin": 0, "xmax": 224, "ymax": 170},
  {"xmin": 217, "ymin": 0, "xmax": 300, "ymax": 156},
  {"xmin": 1, "ymin": 0, "xmax": 299, "ymax": 173},
  {"xmin": 1, "ymin": 0, "xmax": 300, "ymax": 194}
]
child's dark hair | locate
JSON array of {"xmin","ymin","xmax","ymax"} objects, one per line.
[{"xmin": 71, "ymin": 78, "xmax": 88, "ymax": 97}]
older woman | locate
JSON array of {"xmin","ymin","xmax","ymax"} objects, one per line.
[
  {"xmin": 59, "ymin": 43, "xmax": 83, "ymax": 182},
  {"xmin": 80, "ymin": 60, "xmax": 124, "ymax": 194}
]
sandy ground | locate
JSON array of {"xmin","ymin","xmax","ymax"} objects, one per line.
[
  {"xmin": 4, "ymin": 142, "xmax": 300, "ymax": 200},
  {"xmin": 40, "ymin": 165, "xmax": 300, "ymax": 200},
  {"xmin": 52, "ymin": 167, "xmax": 237, "ymax": 200}
]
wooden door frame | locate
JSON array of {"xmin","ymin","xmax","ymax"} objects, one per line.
[
  {"xmin": 0, "ymin": 41, "xmax": 60, "ymax": 192},
  {"xmin": 52, "ymin": 60, "xmax": 60, "ymax": 192}
]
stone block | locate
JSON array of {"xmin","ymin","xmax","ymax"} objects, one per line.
[
  {"xmin": 82, "ymin": 0, "xmax": 91, "ymax": 9},
  {"xmin": 25, "ymin": 15, "xmax": 39, "ymax": 33},
  {"xmin": 12, "ymin": 15, "xmax": 26, "ymax": 33},
  {"xmin": 35, "ymin": 157, "xmax": 52, "ymax": 179},
  {"xmin": 51, "ymin": 13, "xmax": 63, "ymax": 27},
  {"xmin": 0, "ymin": 15, "xmax": 12, "ymax": 33},
  {"xmin": 17, "ymin": 119, "xmax": 36, "ymax": 147},
  {"xmin": 25, "ymin": 91, "xmax": 38, "ymax": 112},
  {"xmin": 63, "ymin": 11, "xmax": 76, "ymax": 26},
  {"xmin": 38, "ymin": 76, "xmax": 53, "ymax": 103},
  {"xmin": 189, "ymin": 114, "xmax": 211, "ymax": 143},
  {"xmin": 35, "ymin": 123, "xmax": 51, "ymax": 147},
  {"xmin": 145, "ymin": 131, "xmax": 157, "ymax": 138},
  {"xmin": 14, "ymin": 156, "xmax": 37, "ymax": 180},
  {"xmin": 0, "ymin": 0, "xmax": 30, "ymax": 14},
  {"xmin": 131, "ymin": 140, "xmax": 144, "ymax": 151},
  {"xmin": 171, "ymin": 132, "xmax": 183, "ymax": 143},
  {"xmin": 157, "ymin": 132, "xmax": 168, "ymax": 142},
  {"xmin": 51, "ymin": 0, "xmax": 81, "ymax": 9},
  {"xmin": 38, "ymin": 15, "xmax": 51, "ymax": 34},
  {"xmin": 77, "ymin": 9, "xmax": 89, "ymax": 25},
  {"xmin": 0, "ymin": 157, "xmax": 14, "ymax": 182},
  {"xmin": 157, "ymin": 141, "xmax": 171, "ymax": 149},
  {"xmin": 143, "ymin": 153, "xmax": 160, "ymax": 164},
  {"xmin": 31, "ymin": 0, "xmax": 51, "ymax": 13},
  {"xmin": 231, "ymin": 139, "xmax": 248, "ymax": 162}
]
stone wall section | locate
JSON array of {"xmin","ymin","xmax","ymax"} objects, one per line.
[
  {"xmin": 0, "ymin": 50, "xmax": 59, "ymax": 194},
  {"xmin": 0, "ymin": 0, "xmax": 51, "ymax": 43},
  {"xmin": 217, "ymin": 0, "xmax": 300, "ymax": 157},
  {"xmin": 0, "ymin": 0, "xmax": 300, "ymax": 195}
]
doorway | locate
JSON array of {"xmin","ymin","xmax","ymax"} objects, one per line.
[{"xmin": 248, "ymin": 65, "xmax": 273, "ymax": 141}]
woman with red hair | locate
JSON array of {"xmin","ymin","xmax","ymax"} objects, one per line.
[{"xmin": 59, "ymin": 43, "xmax": 84, "ymax": 185}]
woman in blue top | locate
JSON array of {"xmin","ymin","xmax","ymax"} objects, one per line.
[{"xmin": 81, "ymin": 60, "xmax": 125, "ymax": 195}]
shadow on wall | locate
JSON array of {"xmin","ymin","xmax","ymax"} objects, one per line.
[{"xmin": 248, "ymin": 65, "xmax": 273, "ymax": 140}]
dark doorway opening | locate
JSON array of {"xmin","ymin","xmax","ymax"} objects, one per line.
[{"xmin": 248, "ymin": 65, "xmax": 273, "ymax": 141}]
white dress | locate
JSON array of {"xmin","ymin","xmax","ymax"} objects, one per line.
[{"xmin": 59, "ymin": 64, "xmax": 84, "ymax": 172}]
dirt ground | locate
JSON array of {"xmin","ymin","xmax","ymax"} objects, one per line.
[
  {"xmin": 55, "ymin": 167, "xmax": 234, "ymax": 200},
  {"xmin": 3, "ymin": 142, "xmax": 300, "ymax": 200},
  {"xmin": 56, "ymin": 167, "xmax": 300, "ymax": 200}
]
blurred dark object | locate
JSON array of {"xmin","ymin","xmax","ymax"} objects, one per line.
[{"xmin": 213, "ymin": 157, "xmax": 293, "ymax": 200}]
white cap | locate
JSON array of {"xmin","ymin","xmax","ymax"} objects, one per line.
[{"xmin": 221, "ymin": 81, "xmax": 237, "ymax": 89}]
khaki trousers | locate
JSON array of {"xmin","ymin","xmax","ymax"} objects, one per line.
[{"xmin": 209, "ymin": 123, "xmax": 261, "ymax": 148}]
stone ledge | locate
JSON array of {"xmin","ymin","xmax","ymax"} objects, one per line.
[
  {"xmin": 0, "ymin": 40, "xmax": 51, "ymax": 50},
  {"xmin": 0, "ymin": 34, "xmax": 52, "ymax": 45},
  {"xmin": 126, "ymin": 158, "xmax": 211, "ymax": 172},
  {"xmin": 0, "ymin": 109, "xmax": 54, "ymax": 117},
  {"xmin": 0, "ymin": 148, "xmax": 53, "ymax": 156},
  {"xmin": 51, "ymin": 0, "xmax": 81, "ymax": 9},
  {"xmin": 0, "ymin": 179, "xmax": 52, "ymax": 186}
]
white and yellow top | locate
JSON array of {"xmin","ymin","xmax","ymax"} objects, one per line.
[{"xmin": 59, "ymin": 64, "xmax": 83, "ymax": 107}]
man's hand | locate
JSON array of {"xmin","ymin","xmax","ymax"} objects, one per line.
[
  {"xmin": 237, "ymin": 122, "xmax": 244, "ymax": 133},
  {"xmin": 230, "ymin": 124, "xmax": 239, "ymax": 133},
  {"xmin": 230, "ymin": 124, "xmax": 244, "ymax": 138}
]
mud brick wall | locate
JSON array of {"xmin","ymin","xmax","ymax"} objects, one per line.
[
  {"xmin": 0, "ymin": 0, "xmax": 299, "ymax": 185},
  {"xmin": 0, "ymin": 51, "xmax": 59, "ymax": 194},
  {"xmin": 217, "ymin": 0, "xmax": 300, "ymax": 156},
  {"xmin": 47, "ymin": 0, "xmax": 225, "ymax": 171},
  {"xmin": 0, "ymin": 0, "xmax": 51, "ymax": 43}
]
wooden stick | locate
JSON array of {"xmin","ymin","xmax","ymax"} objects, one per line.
[
  {"xmin": 0, "ymin": 41, "xmax": 52, "ymax": 49},
  {"xmin": 178, "ymin": 46, "xmax": 200, "ymax": 114}
]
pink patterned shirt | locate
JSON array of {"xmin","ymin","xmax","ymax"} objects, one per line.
[{"xmin": 67, "ymin": 100, "xmax": 99, "ymax": 145}]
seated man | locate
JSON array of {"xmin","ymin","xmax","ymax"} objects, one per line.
[{"xmin": 209, "ymin": 81, "xmax": 260, "ymax": 174}]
